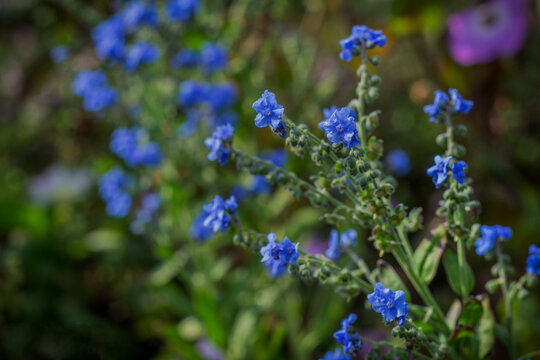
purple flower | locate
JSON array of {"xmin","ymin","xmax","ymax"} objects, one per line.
[
  {"xmin": 204, "ymin": 123, "xmax": 234, "ymax": 165},
  {"xmin": 447, "ymin": 0, "xmax": 528, "ymax": 66},
  {"xmin": 252, "ymin": 90, "xmax": 286, "ymax": 137},
  {"xmin": 260, "ymin": 233, "xmax": 299, "ymax": 277},
  {"xmin": 426, "ymin": 155, "xmax": 452, "ymax": 188},
  {"xmin": 318, "ymin": 106, "xmax": 359, "ymax": 148}
]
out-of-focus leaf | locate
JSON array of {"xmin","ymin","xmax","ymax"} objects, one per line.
[
  {"xmin": 413, "ymin": 226, "xmax": 446, "ymax": 284},
  {"xmin": 443, "ymin": 249, "xmax": 474, "ymax": 296}
]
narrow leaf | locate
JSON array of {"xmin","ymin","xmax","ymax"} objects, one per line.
[
  {"xmin": 413, "ymin": 226, "xmax": 446, "ymax": 284},
  {"xmin": 443, "ymin": 249, "xmax": 474, "ymax": 296}
]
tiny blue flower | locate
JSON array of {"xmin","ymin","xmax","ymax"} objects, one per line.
[
  {"xmin": 333, "ymin": 313, "xmax": 362, "ymax": 355},
  {"xmin": 92, "ymin": 16, "xmax": 125, "ymax": 62},
  {"xmin": 72, "ymin": 70, "xmax": 107, "ymax": 98},
  {"xmin": 260, "ymin": 233, "xmax": 299, "ymax": 277},
  {"xmin": 110, "ymin": 127, "xmax": 163, "ymax": 167},
  {"xmin": 208, "ymin": 82, "xmax": 237, "ymax": 111},
  {"xmin": 50, "ymin": 46, "xmax": 70, "ymax": 63},
  {"xmin": 452, "ymin": 160, "xmax": 467, "ymax": 185},
  {"xmin": 120, "ymin": 1, "xmax": 159, "ymax": 31},
  {"xmin": 190, "ymin": 209, "xmax": 213, "ymax": 241},
  {"xmin": 98, "ymin": 167, "xmax": 133, "ymax": 218},
  {"xmin": 124, "ymin": 42, "xmax": 160, "ymax": 72},
  {"xmin": 319, "ymin": 106, "xmax": 359, "ymax": 148},
  {"xmin": 82, "ymin": 86, "xmax": 118, "ymax": 112},
  {"xmin": 449, "ymin": 88, "xmax": 473, "ymax": 114},
  {"xmin": 171, "ymin": 49, "xmax": 199, "ymax": 68},
  {"xmin": 130, "ymin": 142, "xmax": 163, "ymax": 167},
  {"xmin": 325, "ymin": 230, "xmax": 340, "ymax": 260},
  {"xmin": 426, "ymin": 155, "xmax": 452, "ymax": 188},
  {"xmin": 199, "ymin": 42, "xmax": 228, "ymax": 75},
  {"xmin": 203, "ymin": 195, "xmax": 237, "ymax": 233},
  {"xmin": 367, "ymin": 282, "xmax": 409, "ymax": 326},
  {"xmin": 166, "ymin": 0, "xmax": 200, "ymax": 22},
  {"xmin": 474, "ymin": 225, "xmax": 512, "ymax": 255},
  {"xmin": 340, "ymin": 229, "xmax": 358, "ymax": 247},
  {"xmin": 526, "ymin": 245, "xmax": 540, "ymax": 275},
  {"xmin": 319, "ymin": 349, "xmax": 351, "ymax": 360},
  {"xmin": 386, "ymin": 149, "xmax": 411, "ymax": 176},
  {"xmin": 252, "ymin": 90, "xmax": 286, "ymax": 137},
  {"xmin": 178, "ymin": 81, "xmax": 210, "ymax": 107},
  {"xmin": 339, "ymin": 25, "xmax": 386, "ymax": 61},
  {"xmin": 204, "ymin": 123, "xmax": 234, "ymax": 165},
  {"xmin": 423, "ymin": 90, "xmax": 449, "ymax": 123}
]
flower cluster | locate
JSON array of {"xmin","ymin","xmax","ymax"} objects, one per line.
[
  {"xmin": 204, "ymin": 124, "xmax": 235, "ymax": 165},
  {"xmin": 110, "ymin": 127, "xmax": 163, "ymax": 167},
  {"xmin": 474, "ymin": 225, "xmax": 513, "ymax": 255},
  {"xmin": 121, "ymin": 0, "xmax": 159, "ymax": 31},
  {"xmin": 339, "ymin": 25, "xmax": 387, "ymax": 61},
  {"xmin": 325, "ymin": 229, "xmax": 358, "ymax": 260},
  {"xmin": 260, "ymin": 233, "xmax": 299, "ymax": 277},
  {"xmin": 124, "ymin": 42, "xmax": 160, "ymax": 72},
  {"xmin": 424, "ymin": 88, "xmax": 473, "ymax": 123},
  {"xmin": 252, "ymin": 90, "xmax": 286, "ymax": 138},
  {"xmin": 172, "ymin": 42, "xmax": 228, "ymax": 75},
  {"xmin": 98, "ymin": 167, "xmax": 133, "ymax": 218},
  {"xmin": 526, "ymin": 245, "xmax": 540, "ymax": 275},
  {"xmin": 367, "ymin": 283, "xmax": 409, "ymax": 326},
  {"xmin": 71, "ymin": 70, "xmax": 117, "ymax": 112},
  {"xmin": 202, "ymin": 195, "xmax": 237, "ymax": 233},
  {"xmin": 166, "ymin": 0, "xmax": 200, "ymax": 22},
  {"xmin": 130, "ymin": 192, "xmax": 161, "ymax": 234},
  {"xmin": 318, "ymin": 106, "xmax": 359, "ymax": 148},
  {"xmin": 426, "ymin": 155, "xmax": 468, "ymax": 188},
  {"xmin": 333, "ymin": 314, "xmax": 362, "ymax": 355}
]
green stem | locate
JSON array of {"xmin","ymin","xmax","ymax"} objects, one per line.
[
  {"xmin": 496, "ymin": 243, "xmax": 514, "ymax": 359},
  {"xmin": 345, "ymin": 246, "xmax": 376, "ymax": 285}
]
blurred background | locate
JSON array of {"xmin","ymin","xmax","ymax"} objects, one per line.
[{"xmin": 1, "ymin": 0, "xmax": 539, "ymax": 359}]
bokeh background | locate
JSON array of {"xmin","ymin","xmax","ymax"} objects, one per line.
[{"xmin": 1, "ymin": 0, "xmax": 539, "ymax": 359}]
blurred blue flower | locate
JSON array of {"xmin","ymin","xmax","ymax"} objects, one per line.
[
  {"xmin": 325, "ymin": 230, "xmax": 340, "ymax": 260},
  {"xmin": 319, "ymin": 106, "xmax": 359, "ymax": 148},
  {"xmin": 120, "ymin": 1, "xmax": 159, "ymax": 31},
  {"xmin": 166, "ymin": 0, "xmax": 200, "ymax": 22},
  {"xmin": 72, "ymin": 70, "xmax": 107, "ymax": 97},
  {"xmin": 208, "ymin": 82, "xmax": 237, "ymax": 110},
  {"xmin": 339, "ymin": 25, "xmax": 386, "ymax": 61},
  {"xmin": 386, "ymin": 149, "xmax": 411, "ymax": 176},
  {"xmin": 171, "ymin": 49, "xmax": 199, "ymax": 68},
  {"xmin": 260, "ymin": 233, "xmax": 299, "ymax": 277},
  {"xmin": 202, "ymin": 195, "xmax": 237, "ymax": 233},
  {"xmin": 178, "ymin": 80, "xmax": 210, "ymax": 107},
  {"xmin": 449, "ymin": 88, "xmax": 474, "ymax": 114},
  {"xmin": 475, "ymin": 225, "xmax": 512, "ymax": 255},
  {"xmin": 319, "ymin": 349, "xmax": 351, "ymax": 360},
  {"xmin": 204, "ymin": 123, "xmax": 234, "ymax": 165},
  {"xmin": 92, "ymin": 16, "xmax": 125, "ymax": 62},
  {"xmin": 526, "ymin": 245, "xmax": 540, "ymax": 275},
  {"xmin": 50, "ymin": 46, "xmax": 70, "ymax": 63},
  {"xmin": 110, "ymin": 127, "xmax": 163, "ymax": 167},
  {"xmin": 131, "ymin": 192, "xmax": 161, "ymax": 234},
  {"xmin": 98, "ymin": 167, "xmax": 133, "ymax": 218},
  {"xmin": 252, "ymin": 90, "xmax": 286, "ymax": 137},
  {"xmin": 367, "ymin": 283, "xmax": 409, "ymax": 326},
  {"xmin": 452, "ymin": 160, "xmax": 467, "ymax": 185},
  {"xmin": 72, "ymin": 70, "xmax": 117, "ymax": 112},
  {"xmin": 333, "ymin": 314, "xmax": 362, "ymax": 355},
  {"xmin": 124, "ymin": 42, "xmax": 160, "ymax": 72},
  {"xmin": 190, "ymin": 209, "xmax": 213, "ymax": 241},
  {"xmin": 199, "ymin": 42, "xmax": 228, "ymax": 75},
  {"xmin": 426, "ymin": 155, "xmax": 452, "ymax": 188}
]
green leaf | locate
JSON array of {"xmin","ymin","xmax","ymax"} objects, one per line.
[
  {"xmin": 228, "ymin": 310, "xmax": 257, "ymax": 360},
  {"xmin": 413, "ymin": 227, "xmax": 446, "ymax": 284},
  {"xmin": 443, "ymin": 249, "xmax": 474, "ymax": 296},
  {"xmin": 477, "ymin": 298, "xmax": 495, "ymax": 358},
  {"xmin": 459, "ymin": 299, "xmax": 483, "ymax": 326},
  {"xmin": 446, "ymin": 299, "xmax": 462, "ymax": 330}
]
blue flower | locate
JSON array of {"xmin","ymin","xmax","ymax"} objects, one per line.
[
  {"xmin": 367, "ymin": 283, "xmax": 409, "ymax": 326},
  {"xmin": 50, "ymin": 46, "xmax": 69, "ymax": 63},
  {"xmin": 204, "ymin": 123, "xmax": 234, "ymax": 165},
  {"xmin": 526, "ymin": 245, "xmax": 540, "ymax": 275},
  {"xmin": 72, "ymin": 70, "xmax": 117, "ymax": 112},
  {"xmin": 260, "ymin": 233, "xmax": 299, "ymax": 277},
  {"xmin": 178, "ymin": 81, "xmax": 210, "ymax": 107},
  {"xmin": 72, "ymin": 70, "xmax": 107, "ymax": 97},
  {"xmin": 200, "ymin": 42, "xmax": 228, "ymax": 75},
  {"xmin": 120, "ymin": 1, "xmax": 159, "ymax": 31},
  {"xmin": 319, "ymin": 349, "xmax": 351, "ymax": 360},
  {"xmin": 452, "ymin": 160, "xmax": 467, "ymax": 185},
  {"xmin": 208, "ymin": 82, "xmax": 237, "ymax": 110},
  {"xmin": 426, "ymin": 155, "xmax": 452, "ymax": 188},
  {"xmin": 325, "ymin": 230, "xmax": 340, "ymax": 260},
  {"xmin": 124, "ymin": 42, "xmax": 160, "ymax": 72},
  {"xmin": 318, "ymin": 106, "xmax": 359, "ymax": 148},
  {"xmin": 82, "ymin": 87, "xmax": 118, "ymax": 112},
  {"xmin": 340, "ymin": 229, "xmax": 358, "ymax": 247},
  {"xmin": 202, "ymin": 195, "xmax": 237, "ymax": 233},
  {"xmin": 449, "ymin": 88, "xmax": 473, "ymax": 114},
  {"xmin": 110, "ymin": 127, "xmax": 162, "ymax": 167},
  {"xmin": 423, "ymin": 90, "xmax": 449, "ymax": 123},
  {"xmin": 339, "ymin": 25, "xmax": 387, "ymax": 61},
  {"xmin": 386, "ymin": 149, "xmax": 411, "ymax": 176},
  {"xmin": 98, "ymin": 167, "xmax": 133, "ymax": 218},
  {"xmin": 252, "ymin": 90, "xmax": 286, "ymax": 137},
  {"xmin": 333, "ymin": 313, "xmax": 362, "ymax": 355},
  {"xmin": 130, "ymin": 192, "xmax": 161, "ymax": 234},
  {"xmin": 474, "ymin": 225, "xmax": 513, "ymax": 255},
  {"xmin": 166, "ymin": 0, "xmax": 200, "ymax": 22},
  {"xmin": 92, "ymin": 16, "xmax": 125, "ymax": 62},
  {"xmin": 190, "ymin": 209, "xmax": 213, "ymax": 241},
  {"xmin": 171, "ymin": 49, "xmax": 199, "ymax": 68},
  {"xmin": 130, "ymin": 142, "xmax": 163, "ymax": 167}
]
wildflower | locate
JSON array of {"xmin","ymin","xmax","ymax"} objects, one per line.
[
  {"xmin": 202, "ymin": 195, "xmax": 237, "ymax": 233},
  {"xmin": 208, "ymin": 82, "xmax": 237, "ymax": 110},
  {"xmin": 166, "ymin": 0, "xmax": 200, "ymax": 22},
  {"xmin": 252, "ymin": 90, "xmax": 286, "ymax": 137},
  {"xmin": 426, "ymin": 155, "xmax": 452, "ymax": 188},
  {"xmin": 199, "ymin": 42, "xmax": 228, "ymax": 75},
  {"xmin": 526, "ymin": 245, "xmax": 540, "ymax": 275},
  {"xmin": 110, "ymin": 127, "xmax": 163, "ymax": 167},
  {"xmin": 340, "ymin": 229, "xmax": 358, "ymax": 247},
  {"xmin": 367, "ymin": 283, "xmax": 409, "ymax": 326},
  {"xmin": 178, "ymin": 81, "xmax": 210, "ymax": 107},
  {"xmin": 386, "ymin": 149, "xmax": 411, "ymax": 176},
  {"xmin": 190, "ymin": 209, "xmax": 213, "ymax": 241},
  {"xmin": 260, "ymin": 233, "xmax": 299, "ymax": 277},
  {"xmin": 475, "ymin": 225, "xmax": 512, "ymax": 255},
  {"xmin": 124, "ymin": 42, "xmax": 160, "ymax": 72},
  {"xmin": 449, "ymin": 88, "xmax": 474, "ymax": 114},
  {"xmin": 120, "ymin": 1, "xmax": 159, "ymax": 31},
  {"xmin": 204, "ymin": 123, "xmax": 234, "ymax": 165},
  {"xmin": 171, "ymin": 49, "xmax": 199, "ymax": 68},
  {"xmin": 130, "ymin": 192, "xmax": 161, "ymax": 234},
  {"xmin": 72, "ymin": 70, "xmax": 107, "ymax": 97},
  {"xmin": 319, "ymin": 349, "xmax": 351, "ymax": 360},
  {"xmin": 98, "ymin": 167, "xmax": 133, "ymax": 218},
  {"xmin": 50, "ymin": 46, "xmax": 69, "ymax": 63},
  {"xmin": 423, "ymin": 90, "xmax": 449, "ymax": 123},
  {"xmin": 72, "ymin": 70, "xmax": 117, "ymax": 112},
  {"xmin": 92, "ymin": 16, "xmax": 125, "ymax": 62},
  {"xmin": 325, "ymin": 230, "xmax": 341, "ymax": 260},
  {"xmin": 333, "ymin": 314, "xmax": 362, "ymax": 355},
  {"xmin": 447, "ymin": 0, "xmax": 528, "ymax": 66},
  {"xmin": 318, "ymin": 106, "xmax": 359, "ymax": 148},
  {"xmin": 339, "ymin": 25, "xmax": 387, "ymax": 61},
  {"xmin": 452, "ymin": 160, "xmax": 468, "ymax": 185}
]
